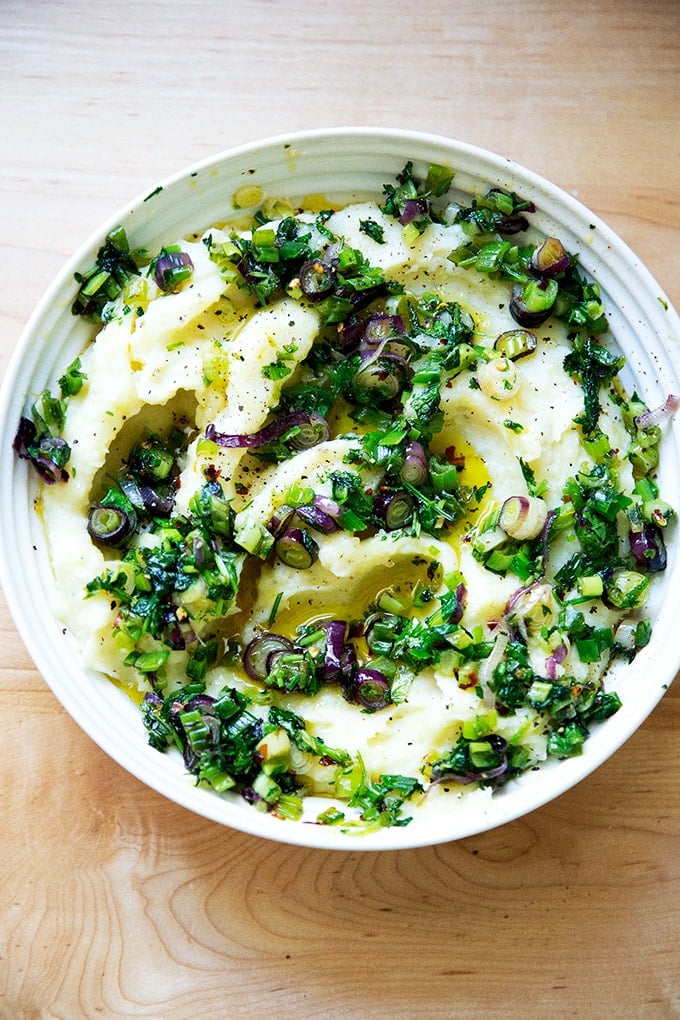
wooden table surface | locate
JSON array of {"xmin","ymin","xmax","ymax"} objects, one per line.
[{"xmin": 2, "ymin": 2, "xmax": 679, "ymax": 1016}]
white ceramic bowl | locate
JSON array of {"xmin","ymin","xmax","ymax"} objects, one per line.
[{"xmin": 2, "ymin": 128, "xmax": 680, "ymax": 850}]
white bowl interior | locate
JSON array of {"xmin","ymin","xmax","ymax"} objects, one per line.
[{"xmin": 2, "ymin": 127, "xmax": 680, "ymax": 850}]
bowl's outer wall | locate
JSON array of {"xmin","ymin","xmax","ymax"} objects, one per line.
[{"xmin": 1, "ymin": 128, "xmax": 679, "ymax": 849}]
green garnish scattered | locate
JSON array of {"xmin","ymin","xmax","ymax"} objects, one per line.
[{"xmin": 19, "ymin": 159, "xmax": 676, "ymax": 832}]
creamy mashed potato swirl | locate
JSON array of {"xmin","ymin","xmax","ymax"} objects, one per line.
[{"xmin": 27, "ymin": 166, "xmax": 672, "ymax": 831}]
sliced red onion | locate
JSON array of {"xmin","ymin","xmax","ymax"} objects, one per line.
[
  {"xmin": 87, "ymin": 504, "xmax": 137, "ymax": 547},
  {"xmin": 399, "ymin": 440, "xmax": 429, "ymax": 487},
  {"xmin": 266, "ymin": 504, "xmax": 297, "ymax": 537},
  {"xmin": 530, "ymin": 236, "xmax": 570, "ymax": 277},
  {"xmin": 335, "ymin": 316, "xmax": 365, "ymax": 351},
  {"xmin": 496, "ymin": 214, "xmax": 530, "ymax": 236},
  {"xmin": 444, "ymin": 582, "xmax": 467, "ymax": 625},
  {"xmin": 509, "ymin": 279, "xmax": 557, "ymax": 327},
  {"xmin": 138, "ymin": 483, "xmax": 175, "ymax": 516},
  {"xmin": 274, "ymin": 527, "xmax": 319, "ymax": 569},
  {"xmin": 12, "ymin": 417, "xmax": 36, "ymax": 459},
  {"xmin": 629, "ymin": 523, "xmax": 667, "ymax": 571},
  {"xmin": 545, "ymin": 643, "xmax": 567, "ymax": 680},
  {"xmin": 295, "ymin": 503, "xmax": 339, "ymax": 534},
  {"xmin": 335, "ymin": 279, "xmax": 388, "ymax": 312},
  {"xmin": 264, "ymin": 647, "xmax": 292, "ymax": 675},
  {"xmin": 498, "ymin": 495, "xmax": 548, "ymax": 541},
  {"xmin": 356, "ymin": 337, "xmax": 389, "ymax": 364},
  {"xmin": 633, "ymin": 394, "xmax": 679, "ymax": 430},
  {"xmin": 494, "ymin": 328, "xmax": 537, "ymax": 361},
  {"xmin": 432, "ymin": 735, "xmax": 508, "ymax": 786},
  {"xmin": 143, "ymin": 691, "xmax": 163, "ymax": 709},
  {"xmin": 154, "ymin": 250, "xmax": 194, "ymax": 291},
  {"xmin": 538, "ymin": 509, "xmax": 557, "ymax": 578},
  {"xmin": 477, "ymin": 627, "xmax": 510, "ymax": 688},
  {"xmin": 206, "ymin": 411, "xmax": 329, "ymax": 450},
  {"xmin": 432, "ymin": 760, "xmax": 508, "ymax": 786},
  {"xmin": 311, "ymin": 493, "xmax": 343, "ymax": 520},
  {"xmin": 118, "ymin": 474, "xmax": 143, "ymax": 509},
  {"xmin": 553, "ymin": 643, "xmax": 568, "ymax": 664},
  {"xmin": 316, "ymin": 619, "xmax": 348, "ymax": 683},
  {"xmin": 185, "ymin": 693, "xmax": 217, "ymax": 711},
  {"xmin": 237, "ymin": 257, "xmax": 262, "ymax": 288},
  {"xmin": 288, "ymin": 414, "xmax": 331, "ymax": 451},
  {"xmin": 323, "ymin": 240, "xmax": 342, "ymax": 262},
  {"xmin": 162, "ymin": 622, "xmax": 188, "ymax": 651},
  {"xmin": 504, "ymin": 582, "xmax": 553, "ymax": 641},
  {"xmin": 383, "ymin": 338, "xmax": 414, "ymax": 361},
  {"xmin": 298, "ymin": 259, "xmax": 335, "ymax": 301},
  {"xmin": 14, "ymin": 420, "xmax": 70, "ymax": 484},
  {"xmin": 353, "ymin": 668, "xmax": 391, "ymax": 709},
  {"xmin": 505, "ymin": 581, "xmax": 541, "ymax": 617},
  {"xmin": 373, "ymin": 489, "xmax": 415, "ymax": 530},
  {"xmin": 399, "ymin": 197, "xmax": 430, "ymax": 225},
  {"xmin": 32, "ymin": 449, "xmax": 70, "ymax": 484},
  {"xmin": 243, "ymin": 633, "xmax": 294, "ymax": 681},
  {"xmin": 362, "ymin": 313, "xmax": 405, "ymax": 345},
  {"xmin": 340, "ymin": 643, "xmax": 357, "ymax": 681},
  {"xmin": 117, "ymin": 473, "xmax": 175, "ymax": 517},
  {"xmin": 351, "ymin": 355, "xmax": 409, "ymax": 405}
]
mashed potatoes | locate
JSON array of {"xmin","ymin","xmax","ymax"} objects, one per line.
[{"xmin": 26, "ymin": 166, "xmax": 670, "ymax": 830}]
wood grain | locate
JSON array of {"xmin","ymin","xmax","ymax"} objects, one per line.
[{"xmin": 2, "ymin": 2, "xmax": 679, "ymax": 1016}]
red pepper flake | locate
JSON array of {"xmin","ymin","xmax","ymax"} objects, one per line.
[
  {"xmin": 445, "ymin": 445, "xmax": 466, "ymax": 469},
  {"xmin": 457, "ymin": 670, "xmax": 478, "ymax": 690}
]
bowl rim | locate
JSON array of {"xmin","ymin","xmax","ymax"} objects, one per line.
[{"xmin": 2, "ymin": 125, "xmax": 680, "ymax": 851}]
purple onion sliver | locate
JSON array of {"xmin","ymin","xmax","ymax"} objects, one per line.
[
  {"xmin": 34, "ymin": 454, "xmax": 69, "ymax": 485},
  {"xmin": 318, "ymin": 619, "xmax": 347, "ymax": 682},
  {"xmin": 398, "ymin": 197, "xmax": 430, "ymax": 225},
  {"xmin": 629, "ymin": 523, "xmax": 667, "ymax": 571},
  {"xmin": 266, "ymin": 504, "xmax": 296, "ymax": 537},
  {"xmin": 354, "ymin": 667, "xmax": 391, "ymax": 709},
  {"xmin": 447, "ymin": 582, "xmax": 467, "ymax": 625},
  {"xmin": 274, "ymin": 527, "xmax": 319, "ymax": 569},
  {"xmin": 400, "ymin": 440, "xmax": 429, "ymax": 486},
  {"xmin": 185, "ymin": 694, "xmax": 217, "ymax": 711},
  {"xmin": 298, "ymin": 259, "xmax": 335, "ymax": 301},
  {"xmin": 295, "ymin": 504, "xmax": 338, "ymax": 534},
  {"xmin": 335, "ymin": 317, "xmax": 364, "ymax": 351},
  {"xmin": 633, "ymin": 394, "xmax": 679, "ymax": 430},
  {"xmin": 286, "ymin": 412, "xmax": 330, "ymax": 451},
  {"xmin": 13, "ymin": 417, "xmax": 36, "ymax": 459},
  {"xmin": 530, "ymin": 236, "xmax": 571, "ymax": 277},
  {"xmin": 312, "ymin": 494, "xmax": 343, "ymax": 520},
  {"xmin": 139, "ymin": 484, "xmax": 174, "ymax": 516},
  {"xmin": 545, "ymin": 644, "xmax": 567, "ymax": 680},
  {"xmin": 154, "ymin": 250, "xmax": 194, "ymax": 291},
  {"xmin": 143, "ymin": 691, "xmax": 164, "ymax": 708},
  {"xmin": 362, "ymin": 313, "xmax": 405, "ymax": 344},
  {"xmin": 432, "ymin": 761, "xmax": 508, "ymax": 787},
  {"xmin": 206, "ymin": 410, "xmax": 329, "ymax": 450},
  {"xmin": 243, "ymin": 633, "xmax": 294, "ymax": 681}
]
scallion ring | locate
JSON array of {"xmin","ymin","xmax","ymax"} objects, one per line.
[
  {"xmin": 87, "ymin": 504, "xmax": 137, "ymax": 546},
  {"xmin": 494, "ymin": 329, "xmax": 537, "ymax": 362},
  {"xmin": 274, "ymin": 527, "xmax": 319, "ymax": 569},
  {"xmin": 498, "ymin": 495, "xmax": 548, "ymax": 541}
]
